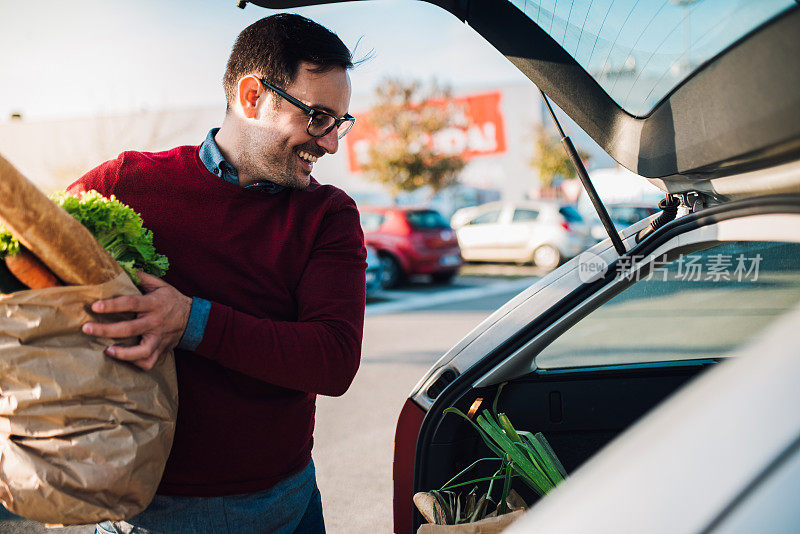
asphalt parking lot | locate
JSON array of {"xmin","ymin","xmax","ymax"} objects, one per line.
[{"xmin": 366, "ymin": 263, "xmax": 545, "ymax": 312}]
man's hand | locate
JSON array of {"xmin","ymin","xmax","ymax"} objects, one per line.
[{"xmin": 82, "ymin": 272, "xmax": 192, "ymax": 370}]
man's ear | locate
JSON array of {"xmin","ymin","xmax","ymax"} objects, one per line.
[{"xmin": 237, "ymin": 76, "xmax": 263, "ymax": 119}]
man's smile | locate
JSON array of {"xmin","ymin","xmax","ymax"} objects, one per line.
[{"xmin": 297, "ymin": 150, "xmax": 318, "ymax": 163}]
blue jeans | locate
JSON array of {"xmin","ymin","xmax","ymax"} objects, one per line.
[{"xmin": 96, "ymin": 460, "xmax": 324, "ymax": 534}]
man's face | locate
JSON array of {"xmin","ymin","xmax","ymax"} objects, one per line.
[{"xmin": 246, "ymin": 62, "xmax": 352, "ymax": 190}]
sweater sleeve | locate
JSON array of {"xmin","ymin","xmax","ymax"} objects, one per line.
[{"xmin": 193, "ymin": 195, "xmax": 367, "ymax": 397}]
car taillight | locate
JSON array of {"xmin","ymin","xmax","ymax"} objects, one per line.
[
  {"xmin": 411, "ymin": 229, "xmax": 457, "ymax": 249},
  {"xmin": 410, "ymin": 234, "xmax": 438, "ymax": 249},
  {"xmin": 393, "ymin": 399, "xmax": 427, "ymax": 534}
]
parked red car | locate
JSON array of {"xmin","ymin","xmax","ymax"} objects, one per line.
[{"xmin": 360, "ymin": 206, "xmax": 462, "ymax": 288}]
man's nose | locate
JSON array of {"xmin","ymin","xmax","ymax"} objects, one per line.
[{"xmin": 315, "ymin": 128, "xmax": 339, "ymax": 155}]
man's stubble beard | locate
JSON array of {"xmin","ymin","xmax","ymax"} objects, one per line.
[{"xmin": 241, "ymin": 130, "xmax": 309, "ymax": 190}]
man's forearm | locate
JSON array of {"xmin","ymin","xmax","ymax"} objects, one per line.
[{"xmin": 192, "ymin": 299, "xmax": 364, "ymax": 396}]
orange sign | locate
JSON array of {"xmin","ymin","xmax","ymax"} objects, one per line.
[{"xmin": 345, "ymin": 91, "xmax": 507, "ymax": 173}]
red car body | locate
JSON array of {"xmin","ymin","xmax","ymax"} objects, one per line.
[{"xmin": 359, "ymin": 206, "xmax": 463, "ymax": 287}]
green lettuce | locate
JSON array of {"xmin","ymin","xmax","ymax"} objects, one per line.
[
  {"xmin": 0, "ymin": 190, "xmax": 169, "ymax": 285},
  {"xmin": 0, "ymin": 228, "xmax": 20, "ymax": 259}
]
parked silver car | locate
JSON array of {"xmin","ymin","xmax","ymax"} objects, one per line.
[{"xmin": 451, "ymin": 201, "xmax": 594, "ymax": 271}]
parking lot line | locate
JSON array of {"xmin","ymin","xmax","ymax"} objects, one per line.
[{"xmin": 365, "ymin": 278, "xmax": 537, "ymax": 316}]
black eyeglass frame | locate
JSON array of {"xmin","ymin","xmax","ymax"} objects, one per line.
[{"xmin": 259, "ymin": 78, "xmax": 355, "ymax": 139}]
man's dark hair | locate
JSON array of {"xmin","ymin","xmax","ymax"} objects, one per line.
[{"xmin": 223, "ymin": 13, "xmax": 353, "ymax": 110}]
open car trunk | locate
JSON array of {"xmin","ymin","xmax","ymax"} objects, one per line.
[
  {"xmin": 415, "ymin": 362, "xmax": 714, "ymax": 513},
  {"xmin": 399, "ymin": 195, "xmax": 800, "ymax": 532}
]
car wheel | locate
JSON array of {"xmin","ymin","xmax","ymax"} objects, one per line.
[
  {"xmin": 380, "ymin": 254, "xmax": 404, "ymax": 289},
  {"xmin": 532, "ymin": 244, "xmax": 561, "ymax": 271},
  {"xmin": 431, "ymin": 271, "xmax": 456, "ymax": 284}
]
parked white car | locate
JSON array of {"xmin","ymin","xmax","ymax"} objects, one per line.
[{"xmin": 451, "ymin": 201, "xmax": 594, "ymax": 271}]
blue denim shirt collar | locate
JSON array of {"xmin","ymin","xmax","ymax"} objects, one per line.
[{"xmin": 199, "ymin": 128, "xmax": 285, "ymax": 194}]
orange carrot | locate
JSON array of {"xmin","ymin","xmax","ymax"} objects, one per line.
[{"xmin": 5, "ymin": 248, "xmax": 62, "ymax": 289}]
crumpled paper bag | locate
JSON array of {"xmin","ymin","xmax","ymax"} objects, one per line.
[
  {"xmin": 0, "ymin": 273, "xmax": 178, "ymax": 526},
  {"xmin": 416, "ymin": 510, "xmax": 525, "ymax": 534},
  {"xmin": 416, "ymin": 489, "xmax": 527, "ymax": 534}
]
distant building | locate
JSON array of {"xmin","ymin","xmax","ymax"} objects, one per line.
[
  {"xmin": 0, "ymin": 83, "xmax": 613, "ymax": 201},
  {"xmin": 0, "ymin": 107, "xmax": 224, "ymax": 192}
]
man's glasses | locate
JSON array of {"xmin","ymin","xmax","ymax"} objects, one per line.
[{"xmin": 259, "ymin": 79, "xmax": 355, "ymax": 139}]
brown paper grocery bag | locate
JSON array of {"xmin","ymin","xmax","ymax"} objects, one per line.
[
  {"xmin": 0, "ymin": 273, "xmax": 178, "ymax": 526},
  {"xmin": 416, "ymin": 510, "xmax": 524, "ymax": 534}
]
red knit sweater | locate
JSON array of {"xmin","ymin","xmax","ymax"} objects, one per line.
[{"xmin": 69, "ymin": 145, "xmax": 367, "ymax": 496}]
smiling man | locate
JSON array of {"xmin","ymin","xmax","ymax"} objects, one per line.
[{"xmin": 68, "ymin": 14, "xmax": 367, "ymax": 534}]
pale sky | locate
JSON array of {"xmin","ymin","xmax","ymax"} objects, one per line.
[{"xmin": 0, "ymin": 0, "xmax": 530, "ymax": 122}]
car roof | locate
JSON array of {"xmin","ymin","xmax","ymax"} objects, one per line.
[
  {"xmin": 359, "ymin": 205, "xmax": 441, "ymax": 213},
  {"xmin": 245, "ymin": 0, "xmax": 800, "ymax": 200},
  {"xmin": 461, "ymin": 200, "xmax": 574, "ymax": 211}
]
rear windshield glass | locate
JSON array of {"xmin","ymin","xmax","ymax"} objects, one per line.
[
  {"xmin": 559, "ymin": 206, "xmax": 584, "ymax": 222},
  {"xmin": 507, "ymin": 0, "xmax": 795, "ymax": 115},
  {"xmin": 471, "ymin": 210, "xmax": 502, "ymax": 225},
  {"xmin": 406, "ymin": 210, "xmax": 450, "ymax": 229}
]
